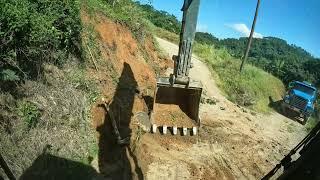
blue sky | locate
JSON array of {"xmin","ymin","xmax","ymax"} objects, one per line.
[{"xmin": 138, "ymin": 0, "xmax": 320, "ymax": 58}]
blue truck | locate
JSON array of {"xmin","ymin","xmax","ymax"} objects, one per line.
[{"xmin": 282, "ymin": 81, "xmax": 317, "ymax": 124}]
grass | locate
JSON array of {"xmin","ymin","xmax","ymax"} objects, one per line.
[
  {"xmin": 193, "ymin": 43, "xmax": 285, "ymax": 112},
  {"xmin": 16, "ymin": 100, "xmax": 41, "ymax": 129},
  {"xmin": 84, "ymin": 0, "xmax": 149, "ymax": 41},
  {"xmin": 0, "ymin": 71, "xmax": 98, "ymax": 178},
  {"xmin": 151, "ymin": 25, "xmax": 179, "ymax": 44},
  {"xmin": 82, "ymin": 23, "xmax": 102, "ymax": 70}
]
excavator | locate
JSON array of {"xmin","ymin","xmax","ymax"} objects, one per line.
[{"xmin": 150, "ymin": 0, "xmax": 202, "ymax": 136}]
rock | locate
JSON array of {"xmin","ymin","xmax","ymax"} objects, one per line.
[
  {"xmin": 134, "ymin": 111, "xmax": 151, "ymax": 132},
  {"xmin": 206, "ymin": 98, "xmax": 216, "ymax": 105},
  {"xmin": 200, "ymin": 97, "xmax": 206, "ymax": 104},
  {"xmin": 251, "ymin": 111, "xmax": 257, "ymax": 116},
  {"xmin": 200, "ymin": 96, "xmax": 217, "ymax": 105},
  {"xmin": 220, "ymin": 107, "xmax": 226, "ymax": 110}
]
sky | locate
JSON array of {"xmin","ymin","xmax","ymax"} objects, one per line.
[{"xmin": 138, "ymin": 0, "xmax": 320, "ymax": 58}]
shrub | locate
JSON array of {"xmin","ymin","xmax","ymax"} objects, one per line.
[
  {"xmin": 17, "ymin": 100, "xmax": 40, "ymax": 129},
  {"xmin": 85, "ymin": 0, "xmax": 148, "ymax": 40},
  {"xmin": 135, "ymin": 1, "xmax": 181, "ymax": 34},
  {"xmin": 151, "ymin": 26, "xmax": 179, "ymax": 44},
  {"xmin": 1, "ymin": 69, "xmax": 20, "ymax": 81},
  {"xmin": 0, "ymin": 0, "xmax": 81, "ymax": 81}
]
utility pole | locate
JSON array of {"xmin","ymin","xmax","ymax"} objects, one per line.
[{"xmin": 240, "ymin": 0, "xmax": 261, "ymax": 73}]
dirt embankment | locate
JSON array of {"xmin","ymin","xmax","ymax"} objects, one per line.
[{"xmin": 82, "ymin": 11, "xmax": 174, "ymax": 179}]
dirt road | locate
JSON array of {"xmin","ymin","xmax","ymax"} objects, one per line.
[{"xmin": 141, "ymin": 38, "xmax": 307, "ymax": 179}]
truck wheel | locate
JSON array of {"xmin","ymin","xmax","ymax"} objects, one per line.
[{"xmin": 302, "ymin": 115, "xmax": 310, "ymax": 125}]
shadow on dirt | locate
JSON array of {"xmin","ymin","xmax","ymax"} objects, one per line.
[
  {"xmin": 96, "ymin": 62, "xmax": 143, "ymax": 180},
  {"xmin": 268, "ymin": 96, "xmax": 305, "ymax": 125},
  {"xmin": 263, "ymin": 122, "xmax": 320, "ymax": 180},
  {"xmin": 20, "ymin": 152, "xmax": 100, "ymax": 180},
  {"xmin": 142, "ymin": 95, "xmax": 154, "ymax": 115}
]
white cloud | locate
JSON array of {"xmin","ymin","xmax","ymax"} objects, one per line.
[
  {"xmin": 196, "ymin": 23, "xmax": 208, "ymax": 32},
  {"xmin": 226, "ymin": 23, "xmax": 263, "ymax": 38}
]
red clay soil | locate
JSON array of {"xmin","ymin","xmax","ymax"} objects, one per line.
[{"xmin": 95, "ymin": 15, "xmax": 156, "ymax": 89}]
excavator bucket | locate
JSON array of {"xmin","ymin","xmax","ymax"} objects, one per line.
[{"xmin": 150, "ymin": 77, "xmax": 202, "ymax": 136}]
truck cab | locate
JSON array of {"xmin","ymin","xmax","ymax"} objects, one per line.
[{"xmin": 282, "ymin": 81, "xmax": 317, "ymax": 124}]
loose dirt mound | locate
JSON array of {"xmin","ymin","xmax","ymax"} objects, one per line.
[{"xmin": 152, "ymin": 103, "xmax": 195, "ymax": 127}]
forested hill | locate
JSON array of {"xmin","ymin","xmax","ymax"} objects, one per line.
[
  {"xmin": 135, "ymin": 1, "xmax": 181, "ymax": 33},
  {"xmin": 196, "ymin": 32, "xmax": 320, "ymax": 86}
]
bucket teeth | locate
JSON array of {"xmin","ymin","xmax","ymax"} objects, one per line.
[
  {"xmin": 173, "ymin": 126, "xmax": 178, "ymax": 135},
  {"xmin": 151, "ymin": 125, "xmax": 198, "ymax": 136},
  {"xmin": 162, "ymin": 125, "xmax": 167, "ymax": 135},
  {"xmin": 152, "ymin": 124, "xmax": 157, "ymax": 133},
  {"xmin": 183, "ymin": 127, "xmax": 188, "ymax": 136},
  {"xmin": 192, "ymin": 127, "xmax": 197, "ymax": 136}
]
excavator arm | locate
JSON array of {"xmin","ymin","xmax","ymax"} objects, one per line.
[{"xmin": 172, "ymin": 0, "xmax": 200, "ymax": 85}]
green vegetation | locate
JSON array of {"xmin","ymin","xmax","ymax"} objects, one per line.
[
  {"xmin": 0, "ymin": 0, "xmax": 318, "ymax": 177},
  {"xmin": 195, "ymin": 32, "xmax": 320, "ymax": 87},
  {"xmin": 0, "ymin": 0, "xmax": 99, "ymax": 178},
  {"xmin": 0, "ymin": 0, "xmax": 81, "ymax": 84},
  {"xmin": 0, "ymin": 0, "xmax": 168, "ymax": 178},
  {"xmin": 135, "ymin": 1, "xmax": 181, "ymax": 34},
  {"xmin": 17, "ymin": 100, "xmax": 41, "ymax": 129},
  {"xmin": 193, "ymin": 43, "xmax": 285, "ymax": 112},
  {"xmin": 195, "ymin": 32, "xmax": 219, "ymax": 45},
  {"xmin": 150, "ymin": 24, "xmax": 179, "ymax": 44},
  {"xmin": 85, "ymin": 0, "xmax": 150, "ymax": 41}
]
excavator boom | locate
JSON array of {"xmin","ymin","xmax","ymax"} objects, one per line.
[{"xmin": 174, "ymin": 0, "xmax": 201, "ymax": 84}]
